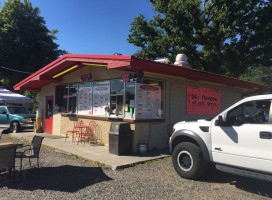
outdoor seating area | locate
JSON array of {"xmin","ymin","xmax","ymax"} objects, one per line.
[
  {"xmin": 65, "ymin": 119, "xmax": 102, "ymax": 146},
  {"xmin": 0, "ymin": 136, "xmax": 44, "ymax": 176}
]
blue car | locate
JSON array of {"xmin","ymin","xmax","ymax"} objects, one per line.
[{"xmin": 0, "ymin": 105, "xmax": 35, "ymax": 133}]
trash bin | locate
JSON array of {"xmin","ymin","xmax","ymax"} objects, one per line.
[{"xmin": 109, "ymin": 122, "xmax": 132, "ymax": 155}]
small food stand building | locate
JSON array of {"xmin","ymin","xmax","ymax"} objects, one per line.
[{"xmin": 14, "ymin": 54, "xmax": 266, "ymax": 152}]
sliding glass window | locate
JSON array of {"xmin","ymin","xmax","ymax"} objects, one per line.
[
  {"xmin": 68, "ymin": 84, "xmax": 78, "ymax": 114},
  {"xmin": 110, "ymin": 80, "xmax": 124, "ymax": 117}
]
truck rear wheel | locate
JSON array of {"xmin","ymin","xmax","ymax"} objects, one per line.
[{"xmin": 172, "ymin": 142, "xmax": 207, "ymax": 180}]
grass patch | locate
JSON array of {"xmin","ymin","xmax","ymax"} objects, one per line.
[{"xmin": 6, "ymin": 135, "xmax": 31, "ymax": 144}]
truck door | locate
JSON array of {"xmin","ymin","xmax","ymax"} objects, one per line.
[
  {"xmin": 211, "ymin": 99, "xmax": 272, "ymax": 173},
  {"xmin": 0, "ymin": 107, "xmax": 9, "ymax": 128}
]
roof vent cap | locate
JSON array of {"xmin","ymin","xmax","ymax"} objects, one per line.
[{"xmin": 174, "ymin": 54, "xmax": 191, "ymax": 67}]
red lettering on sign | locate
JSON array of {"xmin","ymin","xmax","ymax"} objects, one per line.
[
  {"xmin": 186, "ymin": 86, "xmax": 220, "ymax": 115},
  {"xmin": 95, "ymin": 87, "xmax": 108, "ymax": 91},
  {"xmin": 140, "ymin": 85, "xmax": 159, "ymax": 91}
]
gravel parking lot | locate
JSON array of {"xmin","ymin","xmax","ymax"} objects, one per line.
[{"xmin": 0, "ymin": 135, "xmax": 271, "ymax": 200}]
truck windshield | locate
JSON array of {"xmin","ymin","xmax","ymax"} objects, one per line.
[{"xmin": 7, "ymin": 107, "xmax": 30, "ymax": 114}]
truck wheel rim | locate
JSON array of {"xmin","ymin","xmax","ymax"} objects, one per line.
[
  {"xmin": 12, "ymin": 124, "xmax": 17, "ymax": 133},
  {"xmin": 177, "ymin": 150, "xmax": 193, "ymax": 171}
]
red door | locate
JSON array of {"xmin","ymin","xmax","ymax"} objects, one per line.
[{"xmin": 45, "ymin": 96, "xmax": 54, "ymax": 133}]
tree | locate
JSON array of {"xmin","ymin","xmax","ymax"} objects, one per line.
[
  {"xmin": 0, "ymin": 0, "xmax": 66, "ymax": 90},
  {"xmin": 127, "ymin": 0, "xmax": 272, "ymax": 77},
  {"xmin": 240, "ymin": 65, "xmax": 272, "ymax": 94}
]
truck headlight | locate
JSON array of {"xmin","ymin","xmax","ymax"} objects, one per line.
[{"xmin": 21, "ymin": 118, "xmax": 32, "ymax": 123}]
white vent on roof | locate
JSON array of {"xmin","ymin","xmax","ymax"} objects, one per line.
[
  {"xmin": 154, "ymin": 58, "xmax": 170, "ymax": 64},
  {"xmin": 174, "ymin": 54, "xmax": 191, "ymax": 67}
]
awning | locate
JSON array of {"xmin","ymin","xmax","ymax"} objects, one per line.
[
  {"xmin": 0, "ymin": 88, "xmax": 34, "ymax": 104},
  {"xmin": 13, "ymin": 54, "xmax": 267, "ymax": 91}
]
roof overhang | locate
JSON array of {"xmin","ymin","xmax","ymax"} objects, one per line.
[
  {"xmin": 14, "ymin": 54, "xmax": 131, "ymax": 91},
  {"xmin": 13, "ymin": 54, "xmax": 267, "ymax": 92}
]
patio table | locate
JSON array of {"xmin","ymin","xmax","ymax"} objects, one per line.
[{"xmin": 74, "ymin": 125, "xmax": 89, "ymax": 145}]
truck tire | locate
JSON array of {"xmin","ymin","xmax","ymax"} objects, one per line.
[
  {"xmin": 172, "ymin": 142, "xmax": 207, "ymax": 180},
  {"xmin": 10, "ymin": 122, "xmax": 21, "ymax": 133}
]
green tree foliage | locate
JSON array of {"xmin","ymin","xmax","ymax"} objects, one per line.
[
  {"xmin": 0, "ymin": 0, "xmax": 66, "ymax": 90},
  {"xmin": 241, "ymin": 65, "xmax": 272, "ymax": 94},
  {"xmin": 128, "ymin": 0, "xmax": 272, "ymax": 77}
]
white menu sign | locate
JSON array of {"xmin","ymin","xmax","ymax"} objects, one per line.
[
  {"xmin": 135, "ymin": 84, "xmax": 161, "ymax": 119},
  {"xmin": 93, "ymin": 82, "xmax": 110, "ymax": 116},
  {"xmin": 78, "ymin": 83, "xmax": 92, "ymax": 115}
]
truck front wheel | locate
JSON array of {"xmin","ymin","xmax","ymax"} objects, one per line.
[
  {"xmin": 10, "ymin": 122, "xmax": 21, "ymax": 133},
  {"xmin": 172, "ymin": 142, "xmax": 207, "ymax": 180}
]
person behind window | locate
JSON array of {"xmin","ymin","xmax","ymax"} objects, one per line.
[
  {"xmin": 54, "ymin": 104, "xmax": 60, "ymax": 114},
  {"xmin": 47, "ymin": 106, "xmax": 52, "ymax": 117}
]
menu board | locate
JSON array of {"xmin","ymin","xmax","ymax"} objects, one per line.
[
  {"xmin": 135, "ymin": 84, "xmax": 162, "ymax": 119},
  {"xmin": 186, "ymin": 86, "xmax": 220, "ymax": 115},
  {"xmin": 78, "ymin": 83, "xmax": 92, "ymax": 115},
  {"xmin": 93, "ymin": 82, "xmax": 110, "ymax": 116}
]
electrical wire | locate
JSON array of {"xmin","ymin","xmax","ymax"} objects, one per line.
[{"xmin": 0, "ymin": 66, "xmax": 32, "ymax": 74}]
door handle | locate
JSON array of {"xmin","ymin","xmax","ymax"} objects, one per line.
[{"xmin": 260, "ymin": 131, "xmax": 272, "ymax": 139}]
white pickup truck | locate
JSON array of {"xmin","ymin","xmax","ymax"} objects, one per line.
[{"xmin": 170, "ymin": 94, "xmax": 272, "ymax": 182}]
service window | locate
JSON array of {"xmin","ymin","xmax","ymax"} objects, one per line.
[
  {"xmin": 125, "ymin": 82, "xmax": 135, "ymax": 119},
  {"xmin": 226, "ymin": 100, "xmax": 271, "ymax": 125},
  {"xmin": 68, "ymin": 84, "xmax": 78, "ymax": 114},
  {"xmin": 135, "ymin": 79, "xmax": 164, "ymax": 119},
  {"xmin": 110, "ymin": 80, "xmax": 124, "ymax": 117},
  {"xmin": 55, "ymin": 85, "xmax": 68, "ymax": 113},
  {"xmin": 78, "ymin": 82, "xmax": 93, "ymax": 115},
  {"xmin": 93, "ymin": 81, "xmax": 110, "ymax": 116}
]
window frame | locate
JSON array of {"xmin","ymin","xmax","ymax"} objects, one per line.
[
  {"xmin": 56, "ymin": 77, "xmax": 165, "ymax": 120},
  {"xmin": 226, "ymin": 99, "xmax": 272, "ymax": 126}
]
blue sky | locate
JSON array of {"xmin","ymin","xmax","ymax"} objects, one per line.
[{"xmin": 31, "ymin": 0, "xmax": 156, "ymax": 56}]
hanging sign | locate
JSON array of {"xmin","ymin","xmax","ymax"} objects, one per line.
[
  {"xmin": 120, "ymin": 73, "xmax": 143, "ymax": 83},
  {"xmin": 81, "ymin": 73, "xmax": 92, "ymax": 82},
  {"xmin": 186, "ymin": 86, "xmax": 220, "ymax": 115}
]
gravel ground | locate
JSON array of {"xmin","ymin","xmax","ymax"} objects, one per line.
[{"xmin": 0, "ymin": 134, "xmax": 271, "ymax": 200}]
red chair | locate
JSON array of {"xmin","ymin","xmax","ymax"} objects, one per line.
[
  {"xmin": 77, "ymin": 120, "xmax": 96, "ymax": 146},
  {"xmin": 66, "ymin": 119, "xmax": 83, "ymax": 142}
]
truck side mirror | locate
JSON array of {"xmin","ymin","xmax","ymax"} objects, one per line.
[{"xmin": 215, "ymin": 116, "xmax": 224, "ymax": 126}]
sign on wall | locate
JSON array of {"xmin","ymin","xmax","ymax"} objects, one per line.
[
  {"xmin": 78, "ymin": 83, "xmax": 92, "ymax": 115},
  {"xmin": 135, "ymin": 84, "xmax": 162, "ymax": 118},
  {"xmin": 93, "ymin": 82, "xmax": 110, "ymax": 116},
  {"xmin": 186, "ymin": 86, "xmax": 220, "ymax": 115}
]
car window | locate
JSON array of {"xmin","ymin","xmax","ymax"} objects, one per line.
[
  {"xmin": 226, "ymin": 100, "xmax": 271, "ymax": 125},
  {"xmin": 0, "ymin": 107, "xmax": 7, "ymax": 114},
  {"xmin": 7, "ymin": 107, "xmax": 30, "ymax": 114}
]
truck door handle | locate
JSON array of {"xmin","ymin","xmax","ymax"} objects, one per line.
[{"xmin": 260, "ymin": 131, "xmax": 272, "ymax": 139}]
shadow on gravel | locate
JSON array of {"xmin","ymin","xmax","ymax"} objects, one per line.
[
  {"xmin": 0, "ymin": 165, "xmax": 112, "ymax": 192},
  {"xmin": 124, "ymin": 148, "xmax": 171, "ymax": 157},
  {"xmin": 200, "ymin": 165, "xmax": 272, "ymax": 198}
]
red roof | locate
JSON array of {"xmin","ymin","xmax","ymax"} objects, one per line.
[{"xmin": 13, "ymin": 54, "xmax": 266, "ymax": 91}]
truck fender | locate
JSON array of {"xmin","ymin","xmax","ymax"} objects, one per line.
[{"xmin": 170, "ymin": 130, "xmax": 210, "ymax": 162}]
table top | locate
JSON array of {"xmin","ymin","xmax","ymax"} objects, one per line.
[
  {"xmin": 75, "ymin": 125, "xmax": 89, "ymax": 128},
  {"xmin": 0, "ymin": 142, "xmax": 24, "ymax": 148}
]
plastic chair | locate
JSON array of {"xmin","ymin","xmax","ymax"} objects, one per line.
[
  {"xmin": 16, "ymin": 136, "xmax": 44, "ymax": 170},
  {"xmin": 0, "ymin": 144, "xmax": 17, "ymax": 176}
]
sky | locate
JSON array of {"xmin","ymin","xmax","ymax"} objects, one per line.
[{"xmin": 30, "ymin": 0, "xmax": 157, "ymax": 56}]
